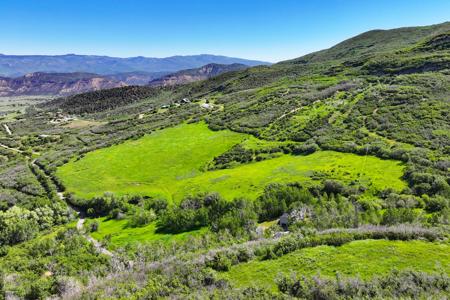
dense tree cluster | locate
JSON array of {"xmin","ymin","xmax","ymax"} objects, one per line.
[
  {"xmin": 157, "ymin": 194, "xmax": 258, "ymax": 236},
  {"xmin": 0, "ymin": 204, "xmax": 69, "ymax": 245},
  {"xmin": 42, "ymin": 85, "xmax": 163, "ymax": 115}
]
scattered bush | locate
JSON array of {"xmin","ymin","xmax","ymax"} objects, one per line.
[
  {"xmin": 276, "ymin": 270, "xmax": 450, "ymax": 299},
  {"xmin": 128, "ymin": 209, "xmax": 156, "ymax": 228}
]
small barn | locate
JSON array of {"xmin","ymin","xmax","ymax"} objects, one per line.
[{"xmin": 278, "ymin": 213, "xmax": 289, "ymax": 231}]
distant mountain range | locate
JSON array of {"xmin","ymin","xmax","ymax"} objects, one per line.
[
  {"xmin": 0, "ymin": 63, "xmax": 252, "ymax": 96},
  {"xmin": 0, "ymin": 54, "xmax": 269, "ymax": 77},
  {"xmin": 148, "ymin": 63, "xmax": 248, "ymax": 87}
]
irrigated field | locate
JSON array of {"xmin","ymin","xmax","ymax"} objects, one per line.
[
  {"xmin": 222, "ymin": 240, "xmax": 450, "ymax": 291},
  {"xmin": 57, "ymin": 122, "xmax": 406, "ymax": 201}
]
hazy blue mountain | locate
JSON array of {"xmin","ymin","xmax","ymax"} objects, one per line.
[{"xmin": 0, "ymin": 54, "xmax": 270, "ymax": 77}]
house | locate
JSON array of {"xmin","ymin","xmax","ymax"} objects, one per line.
[
  {"xmin": 49, "ymin": 113, "xmax": 75, "ymax": 124},
  {"xmin": 200, "ymin": 103, "xmax": 213, "ymax": 109},
  {"xmin": 278, "ymin": 213, "xmax": 289, "ymax": 231}
]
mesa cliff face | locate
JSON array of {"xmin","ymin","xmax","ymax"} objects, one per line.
[
  {"xmin": 148, "ymin": 63, "xmax": 248, "ymax": 86},
  {"xmin": 0, "ymin": 64, "xmax": 251, "ymax": 96},
  {"xmin": 0, "ymin": 72, "xmax": 126, "ymax": 96}
]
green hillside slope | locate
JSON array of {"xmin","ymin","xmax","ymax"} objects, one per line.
[{"xmin": 223, "ymin": 239, "xmax": 450, "ymax": 291}]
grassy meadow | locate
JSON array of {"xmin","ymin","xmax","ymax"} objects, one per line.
[
  {"xmin": 173, "ymin": 150, "xmax": 406, "ymax": 200},
  {"xmin": 57, "ymin": 122, "xmax": 247, "ymax": 199},
  {"xmin": 90, "ymin": 217, "xmax": 207, "ymax": 249},
  {"xmin": 222, "ymin": 239, "xmax": 450, "ymax": 291},
  {"xmin": 57, "ymin": 122, "xmax": 406, "ymax": 202}
]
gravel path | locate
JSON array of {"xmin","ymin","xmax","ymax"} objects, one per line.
[{"xmin": 2, "ymin": 124, "xmax": 12, "ymax": 135}]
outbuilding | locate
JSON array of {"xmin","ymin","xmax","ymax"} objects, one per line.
[
  {"xmin": 200, "ymin": 103, "xmax": 213, "ymax": 109},
  {"xmin": 278, "ymin": 213, "xmax": 289, "ymax": 231}
]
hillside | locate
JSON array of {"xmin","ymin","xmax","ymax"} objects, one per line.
[
  {"xmin": 0, "ymin": 53, "xmax": 270, "ymax": 77},
  {"xmin": 148, "ymin": 63, "xmax": 249, "ymax": 86},
  {"xmin": 288, "ymin": 21, "xmax": 450, "ymax": 64},
  {"xmin": 0, "ymin": 22, "xmax": 449, "ymax": 299}
]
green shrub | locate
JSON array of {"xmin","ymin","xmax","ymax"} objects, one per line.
[
  {"xmin": 382, "ymin": 208, "xmax": 422, "ymax": 225},
  {"xmin": 425, "ymin": 196, "xmax": 449, "ymax": 213},
  {"xmin": 89, "ymin": 220, "xmax": 99, "ymax": 232},
  {"xmin": 128, "ymin": 209, "xmax": 156, "ymax": 228},
  {"xmin": 209, "ymin": 252, "xmax": 232, "ymax": 271}
]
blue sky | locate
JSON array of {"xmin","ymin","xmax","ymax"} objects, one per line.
[{"xmin": 1, "ymin": 0, "xmax": 449, "ymax": 62}]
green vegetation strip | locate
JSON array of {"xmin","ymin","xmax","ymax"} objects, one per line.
[
  {"xmin": 58, "ymin": 122, "xmax": 406, "ymax": 201},
  {"xmin": 222, "ymin": 239, "xmax": 450, "ymax": 291}
]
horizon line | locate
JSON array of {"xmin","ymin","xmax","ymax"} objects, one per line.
[{"xmin": 0, "ymin": 52, "xmax": 274, "ymax": 63}]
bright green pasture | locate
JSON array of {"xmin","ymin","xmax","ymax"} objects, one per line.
[
  {"xmin": 57, "ymin": 122, "xmax": 247, "ymax": 199},
  {"xmin": 58, "ymin": 122, "xmax": 406, "ymax": 201},
  {"xmin": 90, "ymin": 217, "xmax": 207, "ymax": 249},
  {"xmin": 222, "ymin": 239, "xmax": 450, "ymax": 291},
  {"xmin": 173, "ymin": 150, "xmax": 405, "ymax": 200}
]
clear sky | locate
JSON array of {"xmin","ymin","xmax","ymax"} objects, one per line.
[{"xmin": 1, "ymin": 0, "xmax": 449, "ymax": 62}]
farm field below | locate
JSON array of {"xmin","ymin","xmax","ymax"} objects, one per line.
[
  {"xmin": 221, "ymin": 239, "xmax": 450, "ymax": 291},
  {"xmin": 57, "ymin": 122, "xmax": 407, "ymax": 201}
]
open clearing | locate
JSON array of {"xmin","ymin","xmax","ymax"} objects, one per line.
[
  {"xmin": 57, "ymin": 122, "xmax": 406, "ymax": 201},
  {"xmin": 90, "ymin": 217, "xmax": 207, "ymax": 249},
  {"xmin": 0, "ymin": 95, "xmax": 52, "ymax": 121},
  {"xmin": 57, "ymin": 122, "xmax": 247, "ymax": 200},
  {"xmin": 222, "ymin": 239, "xmax": 450, "ymax": 291},
  {"xmin": 62, "ymin": 119, "xmax": 106, "ymax": 128}
]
